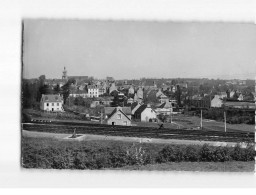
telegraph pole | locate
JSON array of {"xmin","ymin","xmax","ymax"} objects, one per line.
[
  {"xmin": 224, "ymin": 111, "xmax": 227, "ymax": 133},
  {"xmin": 170, "ymin": 111, "xmax": 172, "ymax": 124},
  {"xmin": 200, "ymin": 109, "xmax": 203, "ymax": 130},
  {"xmin": 101, "ymin": 109, "xmax": 103, "ymax": 124}
]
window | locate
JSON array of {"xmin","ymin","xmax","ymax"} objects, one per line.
[
  {"xmin": 46, "ymin": 103, "xmax": 49, "ymax": 106},
  {"xmin": 117, "ymin": 114, "xmax": 121, "ymax": 119},
  {"xmin": 57, "ymin": 103, "xmax": 59, "ymax": 106},
  {"xmin": 52, "ymin": 103, "xmax": 54, "ymax": 106}
]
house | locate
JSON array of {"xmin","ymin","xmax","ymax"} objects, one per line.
[
  {"xmin": 134, "ymin": 104, "xmax": 157, "ymax": 122},
  {"xmin": 158, "ymin": 93, "xmax": 169, "ymax": 103},
  {"xmin": 127, "ymin": 97, "xmax": 134, "ymax": 104},
  {"xmin": 131, "ymin": 102, "xmax": 143, "ymax": 115},
  {"xmin": 211, "ymin": 95, "xmax": 223, "ymax": 108},
  {"xmin": 156, "ymin": 88, "xmax": 164, "ymax": 98},
  {"xmin": 109, "ymin": 83, "xmax": 118, "ymax": 94},
  {"xmin": 136, "ymin": 87, "xmax": 143, "ymax": 99},
  {"xmin": 87, "ymin": 85, "xmax": 99, "ymax": 97},
  {"xmin": 69, "ymin": 90, "xmax": 88, "ymax": 98},
  {"xmin": 237, "ymin": 93, "xmax": 244, "ymax": 101},
  {"xmin": 155, "ymin": 101, "xmax": 173, "ymax": 115},
  {"xmin": 90, "ymin": 97, "xmax": 113, "ymax": 108},
  {"xmin": 169, "ymin": 99, "xmax": 177, "ymax": 107},
  {"xmin": 245, "ymin": 92, "xmax": 256, "ymax": 101},
  {"xmin": 133, "ymin": 87, "xmax": 143, "ymax": 103},
  {"xmin": 105, "ymin": 107, "xmax": 131, "ymax": 126},
  {"xmin": 128, "ymin": 85, "xmax": 135, "ymax": 95},
  {"xmin": 219, "ymin": 92, "xmax": 227, "ymax": 99},
  {"xmin": 40, "ymin": 94, "xmax": 64, "ymax": 112},
  {"xmin": 104, "ymin": 107, "xmax": 132, "ymax": 126}
]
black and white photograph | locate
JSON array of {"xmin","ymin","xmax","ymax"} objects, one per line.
[
  {"xmin": 21, "ymin": 19, "xmax": 255, "ymax": 172},
  {"xmin": 1, "ymin": 0, "xmax": 256, "ymax": 190}
]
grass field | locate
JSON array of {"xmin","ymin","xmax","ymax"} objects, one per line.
[
  {"xmin": 112, "ymin": 161, "xmax": 255, "ymax": 172},
  {"xmin": 171, "ymin": 115, "xmax": 255, "ymax": 132},
  {"xmin": 23, "ymin": 108, "xmax": 254, "ymax": 132}
]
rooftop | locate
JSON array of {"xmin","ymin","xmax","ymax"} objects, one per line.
[{"xmin": 41, "ymin": 94, "xmax": 62, "ymax": 102}]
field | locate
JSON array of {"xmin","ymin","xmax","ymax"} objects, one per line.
[
  {"xmin": 171, "ymin": 115, "xmax": 255, "ymax": 132},
  {"xmin": 23, "ymin": 109, "xmax": 255, "ymax": 133},
  {"xmin": 112, "ymin": 161, "xmax": 255, "ymax": 172},
  {"xmin": 22, "ymin": 121, "xmax": 255, "ymax": 143}
]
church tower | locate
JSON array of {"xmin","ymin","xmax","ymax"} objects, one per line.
[{"xmin": 62, "ymin": 67, "xmax": 68, "ymax": 80}]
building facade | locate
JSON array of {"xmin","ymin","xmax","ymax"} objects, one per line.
[
  {"xmin": 87, "ymin": 85, "xmax": 99, "ymax": 97},
  {"xmin": 40, "ymin": 94, "xmax": 63, "ymax": 112},
  {"xmin": 105, "ymin": 107, "xmax": 132, "ymax": 126}
]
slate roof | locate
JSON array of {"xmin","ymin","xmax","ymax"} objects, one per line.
[
  {"xmin": 87, "ymin": 85, "xmax": 99, "ymax": 89},
  {"xmin": 41, "ymin": 94, "xmax": 62, "ymax": 102},
  {"xmin": 104, "ymin": 107, "xmax": 132, "ymax": 115},
  {"xmin": 158, "ymin": 101, "xmax": 172, "ymax": 108},
  {"xmin": 107, "ymin": 108, "xmax": 131, "ymax": 121},
  {"xmin": 131, "ymin": 102, "xmax": 138, "ymax": 110},
  {"xmin": 134, "ymin": 104, "xmax": 148, "ymax": 115}
]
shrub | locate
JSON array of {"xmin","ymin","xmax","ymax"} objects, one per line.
[
  {"xmin": 22, "ymin": 137, "xmax": 255, "ymax": 170},
  {"xmin": 125, "ymin": 145, "xmax": 152, "ymax": 166},
  {"xmin": 184, "ymin": 145, "xmax": 200, "ymax": 162},
  {"xmin": 231, "ymin": 144, "xmax": 256, "ymax": 161},
  {"xmin": 199, "ymin": 144, "xmax": 215, "ymax": 162},
  {"xmin": 156, "ymin": 145, "xmax": 177, "ymax": 163},
  {"xmin": 212, "ymin": 146, "xmax": 232, "ymax": 162}
]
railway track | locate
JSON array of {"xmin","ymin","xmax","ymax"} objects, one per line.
[{"xmin": 22, "ymin": 122, "xmax": 255, "ymax": 143}]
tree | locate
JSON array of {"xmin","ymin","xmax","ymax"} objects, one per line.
[
  {"xmin": 61, "ymin": 78, "xmax": 76, "ymax": 104},
  {"xmin": 22, "ymin": 82, "xmax": 32, "ymax": 108},
  {"xmin": 39, "ymin": 84, "xmax": 53, "ymax": 95},
  {"xmin": 175, "ymin": 85, "xmax": 181, "ymax": 107},
  {"xmin": 54, "ymin": 84, "xmax": 61, "ymax": 94}
]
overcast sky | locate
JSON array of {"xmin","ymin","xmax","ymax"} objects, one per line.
[{"xmin": 23, "ymin": 19, "xmax": 256, "ymax": 80}]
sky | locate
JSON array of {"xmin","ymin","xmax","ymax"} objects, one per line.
[{"xmin": 23, "ymin": 19, "xmax": 256, "ymax": 80}]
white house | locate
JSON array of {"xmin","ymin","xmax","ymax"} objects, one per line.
[
  {"xmin": 211, "ymin": 95, "xmax": 223, "ymax": 108},
  {"xmin": 87, "ymin": 85, "xmax": 99, "ymax": 97},
  {"xmin": 105, "ymin": 107, "xmax": 131, "ymax": 126},
  {"xmin": 134, "ymin": 104, "xmax": 157, "ymax": 122},
  {"xmin": 40, "ymin": 94, "xmax": 64, "ymax": 112}
]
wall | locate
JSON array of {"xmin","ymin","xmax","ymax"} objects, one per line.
[
  {"xmin": 41, "ymin": 102, "xmax": 63, "ymax": 112},
  {"xmin": 107, "ymin": 110, "xmax": 131, "ymax": 126},
  {"xmin": 211, "ymin": 96, "xmax": 223, "ymax": 108},
  {"xmin": 141, "ymin": 108, "xmax": 157, "ymax": 122}
]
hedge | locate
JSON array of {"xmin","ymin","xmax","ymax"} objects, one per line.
[{"xmin": 22, "ymin": 137, "xmax": 255, "ymax": 169}]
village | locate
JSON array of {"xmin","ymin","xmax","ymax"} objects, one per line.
[{"xmin": 23, "ymin": 67, "xmax": 255, "ymax": 130}]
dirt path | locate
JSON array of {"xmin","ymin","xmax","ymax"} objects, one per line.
[{"xmin": 22, "ymin": 130, "xmax": 248, "ymax": 148}]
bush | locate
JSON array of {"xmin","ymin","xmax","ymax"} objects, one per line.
[
  {"xmin": 156, "ymin": 145, "xmax": 177, "ymax": 163},
  {"xmin": 231, "ymin": 144, "xmax": 255, "ymax": 161},
  {"xmin": 183, "ymin": 145, "xmax": 200, "ymax": 162},
  {"xmin": 212, "ymin": 146, "xmax": 232, "ymax": 162},
  {"xmin": 199, "ymin": 144, "xmax": 216, "ymax": 162},
  {"xmin": 22, "ymin": 137, "xmax": 255, "ymax": 170},
  {"xmin": 125, "ymin": 145, "xmax": 152, "ymax": 166}
]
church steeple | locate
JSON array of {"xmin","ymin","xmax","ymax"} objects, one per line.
[{"xmin": 62, "ymin": 67, "xmax": 68, "ymax": 80}]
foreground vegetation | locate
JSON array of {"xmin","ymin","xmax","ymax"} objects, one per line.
[
  {"xmin": 22, "ymin": 137, "xmax": 255, "ymax": 170},
  {"xmin": 113, "ymin": 161, "xmax": 255, "ymax": 172}
]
